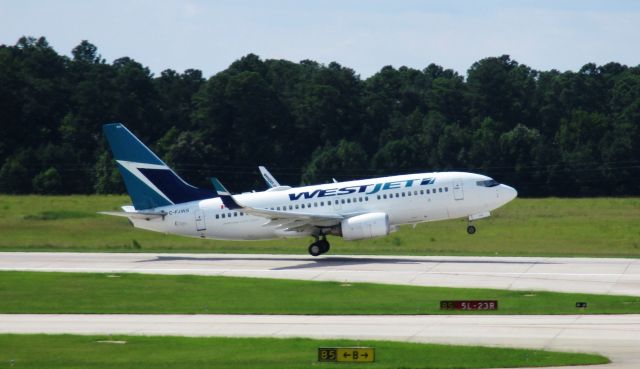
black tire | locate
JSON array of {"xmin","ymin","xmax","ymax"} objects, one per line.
[
  {"xmin": 467, "ymin": 225, "xmax": 477, "ymax": 235},
  {"xmin": 318, "ymin": 240, "xmax": 330, "ymax": 254},
  {"xmin": 308, "ymin": 243, "xmax": 322, "ymax": 256}
]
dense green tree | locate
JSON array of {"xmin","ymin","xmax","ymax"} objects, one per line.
[
  {"xmin": 0, "ymin": 155, "xmax": 31, "ymax": 194},
  {"xmin": 153, "ymin": 68, "xmax": 204, "ymax": 133},
  {"xmin": 1, "ymin": 36, "xmax": 639, "ymax": 196},
  {"xmin": 32, "ymin": 167, "xmax": 63, "ymax": 194},
  {"xmin": 466, "ymin": 55, "xmax": 537, "ymax": 130},
  {"xmin": 498, "ymin": 124, "xmax": 544, "ymax": 195},
  {"xmin": 302, "ymin": 140, "xmax": 368, "ymax": 184},
  {"xmin": 467, "ymin": 117, "xmax": 501, "ymax": 172},
  {"xmin": 93, "ymin": 150, "xmax": 124, "ymax": 194},
  {"xmin": 372, "ymin": 138, "xmax": 422, "ymax": 174},
  {"xmin": 155, "ymin": 128, "xmax": 221, "ymax": 188}
]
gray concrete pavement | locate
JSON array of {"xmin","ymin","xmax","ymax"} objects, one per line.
[
  {"xmin": 1, "ymin": 252, "xmax": 639, "ymax": 295},
  {"xmin": 1, "ymin": 314, "xmax": 639, "ymax": 369},
  {"xmin": 2, "ymin": 252, "xmax": 639, "ymax": 367}
]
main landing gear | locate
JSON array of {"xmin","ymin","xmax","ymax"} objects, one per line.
[{"xmin": 308, "ymin": 235, "xmax": 330, "ymax": 256}]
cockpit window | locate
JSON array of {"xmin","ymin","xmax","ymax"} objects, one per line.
[{"xmin": 476, "ymin": 179, "xmax": 500, "ymax": 187}]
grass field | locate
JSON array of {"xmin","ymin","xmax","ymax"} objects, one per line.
[
  {"xmin": 0, "ymin": 195, "xmax": 639, "ymax": 257},
  {"xmin": 1, "ymin": 271, "xmax": 638, "ymax": 314},
  {"xmin": 0, "ymin": 196, "xmax": 640, "ymax": 257},
  {"xmin": 0, "ymin": 334, "xmax": 609, "ymax": 369}
]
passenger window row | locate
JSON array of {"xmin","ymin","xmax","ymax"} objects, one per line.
[
  {"xmin": 377, "ymin": 187, "xmax": 448, "ymax": 200},
  {"xmin": 216, "ymin": 211, "xmax": 245, "ymax": 219},
  {"xmin": 270, "ymin": 196, "xmax": 370, "ymax": 212},
  {"xmin": 214, "ymin": 186, "xmax": 448, "ymax": 220}
]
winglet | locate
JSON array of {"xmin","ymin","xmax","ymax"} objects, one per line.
[
  {"xmin": 210, "ymin": 177, "xmax": 243, "ymax": 210},
  {"xmin": 259, "ymin": 166, "xmax": 280, "ymax": 188}
]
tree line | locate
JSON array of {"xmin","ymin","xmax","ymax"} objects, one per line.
[{"xmin": 1, "ymin": 36, "xmax": 639, "ymax": 197}]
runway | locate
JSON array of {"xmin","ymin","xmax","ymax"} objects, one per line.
[
  {"xmin": 1, "ymin": 252, "xmax": 639, "ymax": 295},
  {"xmin": 1, "ymin": 314, "xmax": 639, "ymax": 369}
]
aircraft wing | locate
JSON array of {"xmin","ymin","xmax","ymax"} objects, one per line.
[{"xmin": 210, "ymin": 177, "xmax": 343, "ymax": 231}]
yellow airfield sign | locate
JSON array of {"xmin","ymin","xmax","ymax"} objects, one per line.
[{"xmin": 318, "ymin": 347, "xmax": 375, "ymax": 363}]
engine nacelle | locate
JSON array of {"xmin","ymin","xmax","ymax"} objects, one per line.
[{"xmin": 339, "ymin": 212, "xmax": 390, "ymax": 241}]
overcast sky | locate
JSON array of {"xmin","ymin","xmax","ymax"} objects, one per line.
[{"xmin": 1, "ymin": 0, "xmax": 639, "ymax": 78}]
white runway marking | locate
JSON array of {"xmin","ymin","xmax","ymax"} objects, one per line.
[{"xmin": 0, "ymin": 266, "xmax": 633, "ymax": 276}]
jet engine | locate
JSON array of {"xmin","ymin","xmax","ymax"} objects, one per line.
[{"xmin": 336, "ymin": 212, "xmax": 390, "ymax": 240}]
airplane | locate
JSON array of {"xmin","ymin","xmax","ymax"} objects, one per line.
[{"xmin": 100, "ymin": 123, "xmax": 518, "ymax": 256}]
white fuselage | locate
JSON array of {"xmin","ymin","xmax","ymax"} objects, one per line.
[{"xmin": 129, "ymin": 171, "xmax": 517, "ymax": 241}]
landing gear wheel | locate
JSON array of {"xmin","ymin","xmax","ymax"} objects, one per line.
[
  {"xmin": 467, "ymin": 225, "xmax": 477, "ymax": 235},
  {"xmin": 318, "ymin": 239, "xmax": 330, "ymax": 254},
  {"xmin": 308, "ymin": 242, "xmax": 322, "ymax": 256}
]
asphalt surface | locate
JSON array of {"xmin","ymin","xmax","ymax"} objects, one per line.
[
  {"xmin": 1, "ymin": 314, "xmax": 639, "ymax": 369},
  {"xmin": 1, "ymin": 252, "xmax": 639, "ymax": 295}
]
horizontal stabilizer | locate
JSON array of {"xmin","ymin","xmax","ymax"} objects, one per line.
[{"xmin": 98, "ymin": 210, "xmax": 166, "ymax": 220}]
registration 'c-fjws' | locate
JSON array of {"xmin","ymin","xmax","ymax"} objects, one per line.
[{"xmin": 100, "ymin": 123, "xmax": 518, "ymax": 256}]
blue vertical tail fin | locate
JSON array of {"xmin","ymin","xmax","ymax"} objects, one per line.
[{"xmin": 103, "ymin": 123, "xmax": 216, "ymax": 210}]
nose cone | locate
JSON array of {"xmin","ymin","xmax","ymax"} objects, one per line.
[{"xmin": 499, "ymin": 184, "xmax": 518, "ymax": 203}]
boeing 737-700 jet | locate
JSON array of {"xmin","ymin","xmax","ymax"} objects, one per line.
[{"xmin": 100, "ymin": 123, "xmax": 518, "ymax": 256}]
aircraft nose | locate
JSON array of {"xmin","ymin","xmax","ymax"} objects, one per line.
[{"xmin": 499, "ymin": 184, "xmax": 518, "ymax": 203}]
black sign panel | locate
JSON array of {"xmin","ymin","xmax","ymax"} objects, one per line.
[
  {"xmin": 440, "ymin": 300, "xmax": 498, "ymax": 310},
  {"xmin": 319, "ymin": 347, "xmax": 375, "ymax": 362}
]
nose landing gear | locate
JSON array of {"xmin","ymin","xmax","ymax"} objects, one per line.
[
  {"xmin": 467, "ymin": 212, "xmax": 491, "ymax": 235},
  {"xmin": 308, "ymin": 235, "xmax": 330, "ymax": 256}
]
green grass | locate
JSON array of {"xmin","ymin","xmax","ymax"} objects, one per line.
[
  {"xmin": 1, "ymin": 271, "xmax": 638, "ymax": 314},
  {"xmin": 0, "ymin": 195, "xmax": 639, "ymax": 257},
  {"xmin": 0, "ymin": 334, "xmax": 609, "ymax": 369}
]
